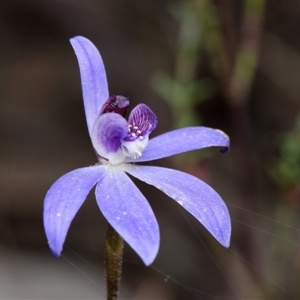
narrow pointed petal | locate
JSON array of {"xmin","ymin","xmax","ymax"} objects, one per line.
[
  {"xmin": 95, "ymin": 170, "xmax": 159, "ymax": 265},
  {"xmin": 70, "ymin": 36, "xmax": 109, "ymax": 136},
  {"xmin": 125, "ymin": 165, "xmax": 231, "ymax": 248},
  {"xmin": 126, "ymin": 127, "xmax": 229, "ymax": 163},
  {"xmin": 43, "ymin": 165, "xmax": 106, "ymax": 257}
]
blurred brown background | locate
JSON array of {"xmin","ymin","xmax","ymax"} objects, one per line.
[{"xmin": 1, "ymin": 1, "xmax": 300, "ymax": 299}]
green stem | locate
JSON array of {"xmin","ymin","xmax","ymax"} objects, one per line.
[{"xmin": 105, "ymin": 223, "xmax": 124, "ymax": 300}]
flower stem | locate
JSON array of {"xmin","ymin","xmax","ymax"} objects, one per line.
[{"xmin": 105, "ymin": 223, "xmax": 124, "ymax": 300}]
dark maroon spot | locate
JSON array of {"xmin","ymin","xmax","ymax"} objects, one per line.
[
  {"xmin": 99, "ymin": 95, "xmax": 129, "ymax": 117},
  {"xmin": 219, "ymin": 147, "xmax": 229, "ymax": 154}
]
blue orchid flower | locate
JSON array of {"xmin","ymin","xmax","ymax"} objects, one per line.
[{"xmin": 43, "ymin": 36, "xmax": 231, "ymax": 266}]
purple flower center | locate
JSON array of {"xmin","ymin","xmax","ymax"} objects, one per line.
[
  {"xmin": 124, "ymin": 104, "xmax": 158, "ymax": 141},
  {"xmin": 91, "ymin": 95, "xmax": 158, "ymax": 164}
]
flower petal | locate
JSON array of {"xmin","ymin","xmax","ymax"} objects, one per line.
[
  {"xmin": 70, "ymin": 36, "xmax": 109, "ymax": 136},
  {"xmin": 125, "ymin": 165, "xmax": 231, "ymax": 248},
  {"xmin": 43, "ymin": 165, "xmax": 106, "ymax": 257},
  {"xmin": 124, "ymin": 104, "xmax": 158, "ymax": 141},
  {"xmin": 91, "ymin": 112, "xmax": 128, "ymax": 164},
  {"xmin": 95, "ymin": 169, "xmax": 159, "ymax": 265},
  {"xmin": 126, "ymin": 127, "xmax": 229, "ymax": 163}
]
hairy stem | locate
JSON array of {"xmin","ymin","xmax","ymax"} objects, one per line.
[{"xmin": 105, "ymin": 223, "xmax": 124, "ymax": 300}]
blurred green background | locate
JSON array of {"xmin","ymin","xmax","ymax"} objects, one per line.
[{"xmin": 1, "ymin": 0, "xmax": 300, "ymax": 299}]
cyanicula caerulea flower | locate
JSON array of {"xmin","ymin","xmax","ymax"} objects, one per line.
[{"xmin": 43, "ymin": 36, "xmax": 231, "ymax": 266}]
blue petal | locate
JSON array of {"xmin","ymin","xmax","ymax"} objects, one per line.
[
  {"xmin": 125, "ymin": 165, "xmax": 231, "ymax": 248},
  {"xmin": 91, "ymin": 112, "xmax": 128, "ymax": 164},
  {"xmin": 43, "ymin": 165, "xmax": 106, "ymax": 257},
  {"xmin": 70, "ymin": 36, "xmax": 109, "ymax": 136},
  {"xmin": 126, "ymin": 127, "xmax": 229, "ymax": 163},
  {"xmin": 95, "ymin": 170, "xmax": 159, "ymax": 265}
]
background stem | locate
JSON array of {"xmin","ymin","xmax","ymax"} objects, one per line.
[{"xmin": 105, "ymin": 223, "xmax": 124, "ymax": 300}]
